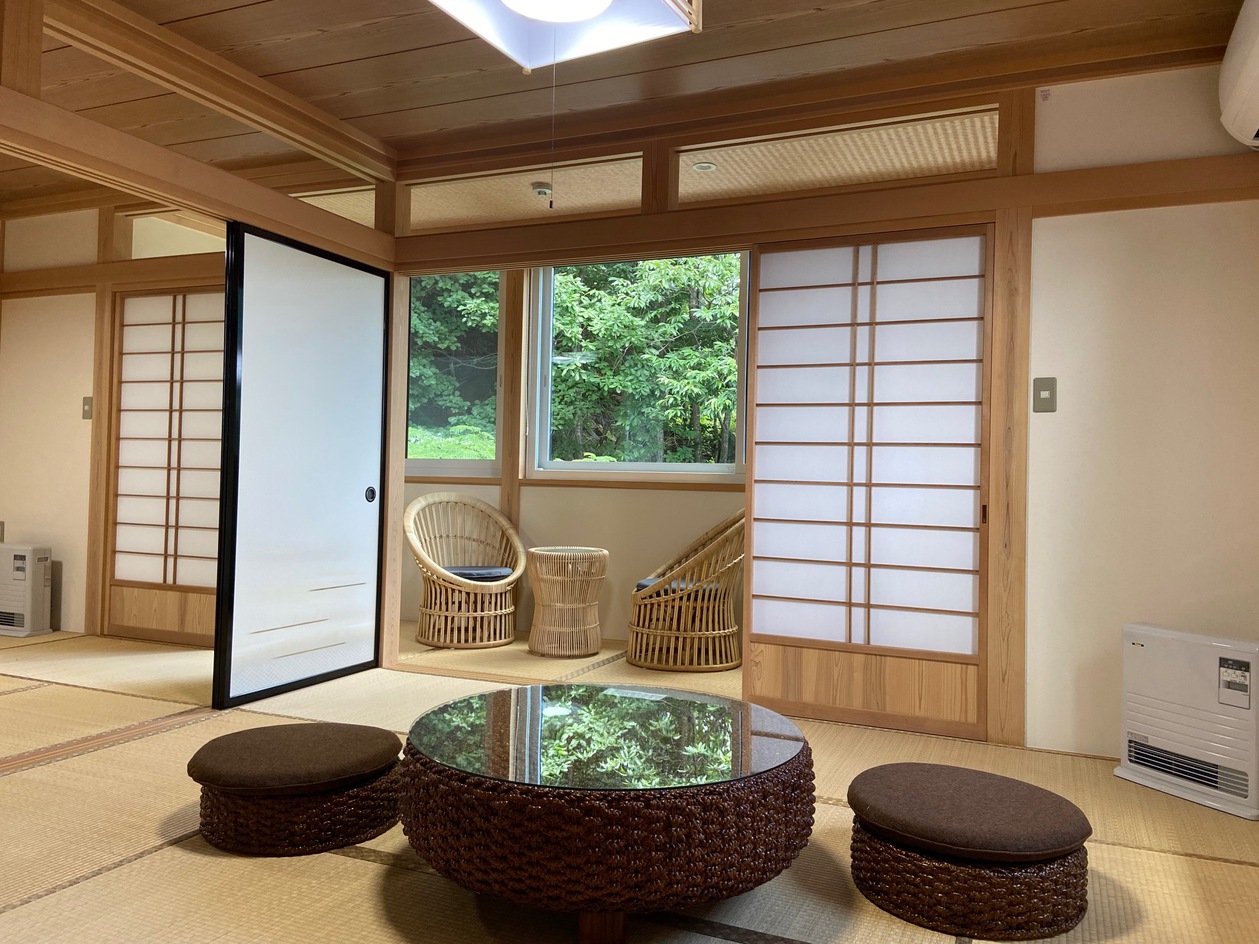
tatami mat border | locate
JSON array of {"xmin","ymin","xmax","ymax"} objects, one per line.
[
  {"xmin": 0, "ymin": 830, "xmax": 200, "ymax": 916},
  {"xmin": 0, "ymin": 706, "xmax": 218, "ymax": 777}
]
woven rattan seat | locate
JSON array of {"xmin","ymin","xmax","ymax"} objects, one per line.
[
  {"xmin": 188, "ymin": 722, "xmax": 402, "ymax": 856},
  {"xmin": 626, "ymin": 509, "xmax": 744, "ymax": 671},
  {"xmin": 404, "ymin": 492, "xmax": 527, "ymax": 648},
  {"xmin": 847, "ymin": 763, "xmax": 1092, "ymax": 940}
]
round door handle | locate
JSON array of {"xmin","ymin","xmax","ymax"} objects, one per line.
[{"xmin": 365, "ymin": 487, "xmax": 377, "ymax": 503}]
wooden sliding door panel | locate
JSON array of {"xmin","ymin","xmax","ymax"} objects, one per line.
[{"xmin": 745, "ymin": 226, "xmax": 990, "ymax": 738}]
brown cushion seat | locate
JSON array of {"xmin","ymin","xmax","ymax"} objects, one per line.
[
  {"xmin": 847, "ymin": 762, "xmax": 1092, "ymax": 864},
  {"xmin": 187, "ymin": 723, "xmax": 402, "ymax": 797}
]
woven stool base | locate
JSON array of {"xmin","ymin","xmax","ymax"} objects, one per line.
[
  {"xmin": 198, "ymin": 764, "xmax": 401, "ymax": 856},
  {"xmin": 625, "ymin": 623, "xmax": 740, "ymax": 672},
  {"xmin": 850, "ymin": 821, "xmax": 1088, "ymax": 940},
  {"xmin": 399, "ymin": 742, "xmax": 814, "ymax": 913},
  {"xmin": 416, "ymin": 600, "xmax": 516, "ymax": 649}
]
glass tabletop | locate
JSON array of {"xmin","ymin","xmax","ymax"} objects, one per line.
[{"xmin": 408, "ymin": 683, "xmax": 806, "ymax": 791}]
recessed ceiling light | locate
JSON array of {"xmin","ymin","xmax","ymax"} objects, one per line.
[
  {"xmin": 501, "ymin": 0, "xmax": 612, "ymax": 23},
  {"xmin": 692, "ymin": 161, "xmax": 718, "ymax": 172}
]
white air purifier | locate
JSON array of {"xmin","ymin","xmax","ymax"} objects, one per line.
[
  {"xmin": 1115, "ymin": 623, "xmax": 1258, "ymax": 819},
  {"xmin": 0, "ymin": 544, "xmax": 53, "ymax": 637}
]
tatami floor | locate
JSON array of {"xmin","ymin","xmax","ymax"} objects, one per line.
[{"xmin": 0, "ymin": 629, "xmax": 1256, "ymax": 943}]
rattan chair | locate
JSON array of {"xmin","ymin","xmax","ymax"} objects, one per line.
[
  {"xmin": 626, "ymin": 509, "xmax": 745, "ymax": 671},
  {"xmin": 404, "ymin": 492, "xmax": 526, "ymax": 648}
]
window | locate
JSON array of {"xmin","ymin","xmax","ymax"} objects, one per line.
[
  {"xmin": 530, "ymin": 253, "xmax": 746, "ymax": 478},
  {"xmin": 406, "ymin": 271, "xmax": 502, "ymax": 475}
]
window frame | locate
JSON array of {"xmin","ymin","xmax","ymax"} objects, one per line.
[
  {"xmin": 403, "ymin": 270, "xmax": 506, "ymax": 479},
  {"xmin": 526, "ymin": 252, "xmax": 750, "ymax": 484}
]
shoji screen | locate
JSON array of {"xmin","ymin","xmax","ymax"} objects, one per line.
[
  {"xmin": 114, "ymin": 292, "xmax": 224, "ymax": 587},
  {"xmin": 214, "ymin": 226, "xmax": 388, "ymax": 708},
  {"xmin": 108, "ymin": 291, "xmax": 224, "ymax": 645},
  {"xmin": 750, "ymin": 232, "xmax": 985, "ymax": 659}
]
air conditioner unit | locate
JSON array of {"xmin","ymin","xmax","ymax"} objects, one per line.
[
  {"xmin": 1220, "ymin": 0, "xmax": 1259, "ymax": 149},
  {"xmin": 1115, "ymin": 623, "xmax": 1258, "ymax": 819},
  {"xmin": 0, "ymin": 544, "xmax": 53, "ymax": 638}
]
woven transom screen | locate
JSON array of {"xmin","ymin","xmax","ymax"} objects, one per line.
[
  {"xmin": 297, "ymin": 189, "xmax": 376, "ymax": 228},
  {"xmin": 679, "ymin": 108, "xmax": 999, "ymax": 205},
  {"xmin": 408, "ymin": 156, "xmax": 643, "ymax": 232}
]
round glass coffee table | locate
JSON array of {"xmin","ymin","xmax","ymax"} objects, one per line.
[{"xmin": 399, "ymin": 684, "xmax": 814, "ymax": 944}]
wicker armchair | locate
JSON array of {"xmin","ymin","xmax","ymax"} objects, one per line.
[
  {"xmin": 627, "ymin": 509, "xmax": 745, "ymax": 671},
  {"xmin": 403, "ymin": 492, "xmax": 527, "ymax": 648}
]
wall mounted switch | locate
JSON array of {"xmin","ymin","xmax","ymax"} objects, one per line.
[{"xmin": 1032, "ymin": 377, "xmax": 1057, "ymax": 413}]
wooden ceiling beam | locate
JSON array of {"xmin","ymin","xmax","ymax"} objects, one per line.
[
  {"xmin": 41, "ymin": 0, "xmax": 397, "ymax": 183},
  {"xmin": 1, "ymin": 0, "xmax": 43, "ymax": 96},
  {"xmin": 0, "ymin": 86, "xmax": 393, "ymax": 268}
]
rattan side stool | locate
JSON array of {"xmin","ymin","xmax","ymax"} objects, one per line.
[
  {"xmin": 847, "ymin": 763, "xmax": 1092, "ymax": 941},
  {"xmin": 527, "ymin": 545, "xmax": 609, "ymax": 657},
  {"xmin": 187, "ymin": 722, "xmax": 402, "ymax": 856}
]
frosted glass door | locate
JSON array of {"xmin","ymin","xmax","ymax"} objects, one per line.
[
  {"xmin": 750, "ymin": 233, "xmax": 985, "ymax": 656},
  {"xmin": 214, "ymin": 226, "xmax": 388, "ymax": 707}
]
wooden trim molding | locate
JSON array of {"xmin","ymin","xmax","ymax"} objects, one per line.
[
  {"xmin": 380, "ymin": 274, "xmax": 409, "ymax": 668},
  {"xmin": 397, "ymin": 153, "xmax": 1259, "ymax": 271},
  {"xmin": 985, "ymin": 207, "xmax": 1032, "ymax": 746},
  {"xmin": 42, "ymin": 0, "xmax": 396, "ymax": 183},
  {"xmin": 0, "ymin": 253, "xmax": 224, "ymax": 298},
  {"xmin": 0, "ymin": 87, "xmax": 393, "ymax": 269},
  {"xmin": 0, "ymin": 0, "xmax": 42, "ymax": 96},
  {"xmin": 498, "ymin": 269, "xmax": 527, "ymax": 528}
]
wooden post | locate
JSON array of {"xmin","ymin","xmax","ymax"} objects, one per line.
[{"xmin": 0, "ymin": 0, "xmax": 43, "ymax": 97}]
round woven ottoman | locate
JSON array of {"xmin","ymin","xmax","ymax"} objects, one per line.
[
  {"xmin": 187, "ymin": 722, "xmax": 402, "ymax": 856},
  {"xmin": 847, "ymin": 763, "xmax": 1092, "ymax": 941}
]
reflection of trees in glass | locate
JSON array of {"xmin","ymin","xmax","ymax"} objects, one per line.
[
  {"xmin": 539, "ymin": 686, "xmax": 734, "ymax": 788},
  {"xmin": 408, "ymin": 272, "xmax": 500, "ymax": 460},
  {"xmin": 420, "ymin": 693, "xmax": 494, "ymax": 773}
]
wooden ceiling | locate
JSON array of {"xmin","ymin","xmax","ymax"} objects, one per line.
[{"xmin": 0, "ymin": 0, "xmax": 1245, "ymax": 206}]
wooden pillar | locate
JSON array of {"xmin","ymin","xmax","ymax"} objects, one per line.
[{"xmin": 0, "ymin": 0, "xmax": 43, "ymax": 97}]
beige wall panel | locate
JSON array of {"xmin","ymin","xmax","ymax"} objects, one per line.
[
  {"xmin": 1027, "ymin": 201, "xmax": 1259, "ymax": 757},
  {"xmin": 130, "ymin": 217, "xmax": 226, "ymax": 258},
  {"xmin": 746, "ymin": 641, "xmax": 980, "ymax": 728},
  {"xmin": 109, "ymin": 584, "xmax": 215, "ymax": 639},
  {"xmin": 2, "ymin": 209, "xmax": 99, "ymax": 271},
  {"xmin": 518, "ymin": 487, "xmax": 743, "ymax": 642},
  {"xmin": 1035, "ymin": 65, "xmax": 1247, "ymax": 174},
  {"xmin": 0, "ymin": 293, "xmax": 96, "ymax": 632}
]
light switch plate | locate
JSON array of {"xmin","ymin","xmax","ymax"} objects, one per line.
[
  {"xmin": 82, "ymin": 397, "xmax": 93, "ymax": 420},
  {"xmin": 1032, "ymin": 377, "xmax": 1057, "ymax": 413}
]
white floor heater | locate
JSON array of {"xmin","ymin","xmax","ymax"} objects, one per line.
[
  {"xmin": 1115, "ymin": 623, "xmax": 1258, "ymax": 819},
  {"xmin": 0, "ymin": 544, "xmax": 53, "ymax": 637}
]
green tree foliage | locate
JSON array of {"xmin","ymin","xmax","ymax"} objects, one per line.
[
  {"xmin": 407, "ymin": 271, "xmax": 500, "ymax": 460},
  {"xmin": 407, "ymin": 254, "xmax": 741, "ymax": 464},
  {"xmin": 549, "ymin": 254, "xmax": 741, "ymax": 464}
]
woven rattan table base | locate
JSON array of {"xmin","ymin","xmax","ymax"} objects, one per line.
[
  {"xmin": 850, "ymin": 820, "xmax": 1088, "ymax": 940},
  {"xmin": 398, "ymin": 742, "xmax": 814, "ymax": 918},
  {"xmin": 198, "ymin": 764, "xmax": 401, "ymax": 856}
]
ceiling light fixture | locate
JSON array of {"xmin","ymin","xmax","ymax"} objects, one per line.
[
  {"xmin": 692, "ymin": 161, "xmax": 718, "ymax": 172},
  {"xmin": 502, "ymin": 0, "xmax": 612, "ymax": 23},
  {"xmin": 428, "ymin": 0, "xmax": 701, "ymax": 71}
]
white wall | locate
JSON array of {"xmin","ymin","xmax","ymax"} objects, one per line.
[
  {"xmin": 0, "ymin": 294, "xmax": 97, "ymax": 632},
  {"xmin": 1035, "ymin": 65, "xmax": 1247, "ymax": 173},
  {"xmin": 1026, "ymin": 201, "xmax": 1259, "ymax": 757}
]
